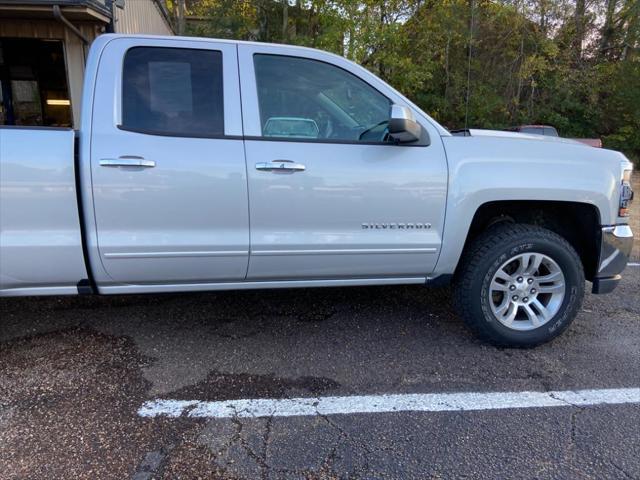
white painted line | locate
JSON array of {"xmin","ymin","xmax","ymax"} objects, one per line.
[
  {"xmin": 138, "ymin": 388, "xmax": 640, "ymax": 419},
  {"xmin": 628, "ymin": 262, "xmax": 640, "ymax": 267}
]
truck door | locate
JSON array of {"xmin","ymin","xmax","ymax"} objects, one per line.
[
  {"xmin": 238, "ymin": 44, "xmax": 448, "ymax": 280},
  {"xmin": 89, "ymin": 38, "xmax": 249, "ymax": 286}
]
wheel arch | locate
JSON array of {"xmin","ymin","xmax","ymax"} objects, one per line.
[{"xmin": 453, "ymin": 200, "xmax": 601, "ymax": 281}]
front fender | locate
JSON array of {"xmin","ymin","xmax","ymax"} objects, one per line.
[{"xmin": 434, "ymin": 136, "xmax": 624, "ymax": 275}]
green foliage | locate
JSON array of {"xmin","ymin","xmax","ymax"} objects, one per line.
[{"xmin": 175, "ymin": 0, "xmax": 640, "ymax": 164}]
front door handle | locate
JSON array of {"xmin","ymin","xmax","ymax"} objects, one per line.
[
  {"xmin": 100, "ymin": 156, "xmax": 155, "ymax": 168},
  {"xmin": 255, "ymin": 160, "xmax": 306, "ymax": 172}
]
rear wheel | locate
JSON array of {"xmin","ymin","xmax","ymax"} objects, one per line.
[{"xmin": 453, "ymin": 224, "xmax": 585, "ymax": 347}]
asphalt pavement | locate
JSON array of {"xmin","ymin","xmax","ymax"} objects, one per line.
[{"xmin": 1, "ymin": 262, "xmax": 638, "ymax": 479}]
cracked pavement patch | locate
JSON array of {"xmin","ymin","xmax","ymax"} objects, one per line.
[{"xmin": 0, "ymin": 267, "xmax": 639, "ymax": 479}]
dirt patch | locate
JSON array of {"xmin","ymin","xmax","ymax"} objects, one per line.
[
  {"xmin": 0, "ymin": 328, "xmax": 177, "ymax": 480},
  {"xmin": 168, "ymin": 371, "xmax": 342, "ymax": 402}
]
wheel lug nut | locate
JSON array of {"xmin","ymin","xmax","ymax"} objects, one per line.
[
  {"xmin": 509, "ymin": 285, "xmax": 516, "ymax": 291},
  {"xmin": 512, "ymin": 295, "xmax": 519, "ymax": 301},
  {"xmin": 527, "ymin": 278, "xmax": 533, "ymax": 284},
  {"xmin": 531, "ymin": 288, "xmax": 537, "ymax": 294},
  {"xmin": 517, "ymin": 277, "xmax": 523, "ymax": 282},
  {"xmin": 523, "ymin": 297, "xmax": 529, "ymax": 302}
]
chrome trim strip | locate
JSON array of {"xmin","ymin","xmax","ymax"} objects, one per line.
[
  {"xmin": 0, "ymin": 286, "xmax": 80, "ymax": 297},
  {"xmin": 103, "ymin": 250, "xmax": 248, "ymax": 259},
  {"xmin": 98, "ymin": 276, "xmax": 428, "ymax": 294},
  {"xmin": 251, "ymin": 248, "xmax": 437, "ymax": 256},
  {"xmin": 99, "ymin": 158, "xmax": 156, "ymax": 168},
  {"xmin": 104, "ymin": 247, "xmax": 436, "ymax": 259},
  {"xmin": 596, "ymin": 225, "xmax": 633, "ymax": 276},
  {"xmin": 611, "ymin": 225, "xmax": 633, "ymax": 238},
  {"xmin": 255, "ymin": 160, "xmax": 306, "ymax": 172}
]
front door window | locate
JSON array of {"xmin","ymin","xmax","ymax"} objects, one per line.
[{"xmin": 254, "ymin": 54, "xmax": 392, "ymax": 143}]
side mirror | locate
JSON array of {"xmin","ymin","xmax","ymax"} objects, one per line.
[{"xmin": 388, "ymin": 105, "xmax": 422, "ymax": 143}]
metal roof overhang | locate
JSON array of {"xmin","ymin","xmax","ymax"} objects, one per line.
[{"xmin": 0, "ymin": 1, "xmax": 110, "ymax": 23}]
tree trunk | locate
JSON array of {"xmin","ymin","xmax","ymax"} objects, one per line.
[
  {"xmin": 378, "ymin": 3, "xmax": 387, "ymax": 77},
  {"xmin": 176, "ymin": 0, "xmax": 186, "ymax": 35},
  {"xmin": 257, "ymin": 0, "xmax": 269, "ymax": 42},
  {"xmin": 600, "ymin": 0, "xmax": 618, "ymax": 58},
  {"xmin": 514, "ymin": 36, "xmax": 524, "ymax": 121},
  {"xmin": 621, "ymin": 0, "xmax": 639, "ymax": 61},
  {"xmin": 282, "ymin": 0, "xmax": 288, "ymax": 42},
  {"xmin": 444, "ymin": 32, "xmax": 451, "ymax": 106},
  {"xmin": 539, "ymin": 0, "xmax": 548, "ymax": 35},
  {"xmin": 464, "ymin": 0, "xmax": 476, "ymax": 129},
  {"xmin": 169, "ymin": 0, "xmax": 177, "ymax": 25},
  {"xmin": 573, "ymin": 0, "xmax": 586, "ymax": 62}
]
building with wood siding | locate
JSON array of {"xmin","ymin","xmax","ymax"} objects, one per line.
[{"xmin": 0, "ymin": 0, "xmax": 173, "ymax": 127}]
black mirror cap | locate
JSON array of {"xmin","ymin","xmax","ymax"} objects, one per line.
[{"xmin": 388, "ymin": 105, "xmax": 427, "ymax": 144}]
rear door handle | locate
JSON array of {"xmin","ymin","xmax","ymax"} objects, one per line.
[
  {"xmin": 100, "ymin": 156, "xmax": 155, "ymax": 168},
  {"xmin": 255, "ymin": 160, "xmax": 306, "ymax": 172}
]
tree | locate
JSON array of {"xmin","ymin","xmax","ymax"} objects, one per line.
[{"xmin": 167, "ymin": 0, "xmax": 639, "ymax": 164}]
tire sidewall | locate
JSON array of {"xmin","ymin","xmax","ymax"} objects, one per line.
[{"xmin": 472, "ymin": 236, "xmax": 584, "ymax": 346}]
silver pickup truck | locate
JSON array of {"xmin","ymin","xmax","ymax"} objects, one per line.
[{"xmin": 0, "ymin": 34, "xmax": 635, "ymax": 346}]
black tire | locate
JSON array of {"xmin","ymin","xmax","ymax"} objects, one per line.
[{"xmin": 453, "ymin": 223, "xmax": 585, "ymax": 347}]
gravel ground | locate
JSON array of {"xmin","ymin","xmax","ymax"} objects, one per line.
[{"xmin": 1, "ymin": 263, "xmax": 638, "ymax": 479}]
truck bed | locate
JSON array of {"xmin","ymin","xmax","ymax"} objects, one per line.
[{"xmin": 0, "ymin": 127, "xmax": 88, "ymax": 296}]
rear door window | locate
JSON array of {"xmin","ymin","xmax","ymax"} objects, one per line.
[{"xmin": 122, "ymin": 47, "xmax": 224, "ymax": 137}]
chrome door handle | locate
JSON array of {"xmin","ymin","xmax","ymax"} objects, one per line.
[
  {"xmin": 100, "ymin": 157, "xmax": 155, "ymax": 168},
  {"xmin": 255, "ymin": 160, "xmax": 306, "ymax": 172}
]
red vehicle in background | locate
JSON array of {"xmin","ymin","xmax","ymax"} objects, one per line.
[{"xmin": 507, "ymin": 125, "xmax": 602, "ymax": 147}]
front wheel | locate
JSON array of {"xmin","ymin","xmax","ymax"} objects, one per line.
[{"xmin": 453, "ymin": 224, "xmax": 585, "ymax": 347}]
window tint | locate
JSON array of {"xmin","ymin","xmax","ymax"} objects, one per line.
[
  {"xmin": 254, "ymin": 54, "xmax": 391, "ymax": 143},
  {"xmin": 122, "ymin": 47, "xmax": 224, "ymax": 136}
]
